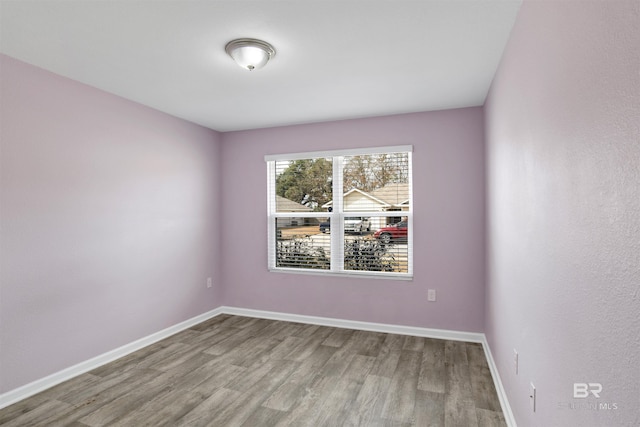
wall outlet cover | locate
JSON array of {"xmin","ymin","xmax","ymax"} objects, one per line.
[{"xmin": 530, "ymin": 382, "xmax": 536, "ymax": 412}]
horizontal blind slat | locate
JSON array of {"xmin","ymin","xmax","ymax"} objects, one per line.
[{"xmin": 267, "ymin": 146, "xmax": 413, "ymax": 277}]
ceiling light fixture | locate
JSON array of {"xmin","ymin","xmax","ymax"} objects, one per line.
[{"xmin": 225, "ymin": 38, "xmax": 276, "ymax": 71}]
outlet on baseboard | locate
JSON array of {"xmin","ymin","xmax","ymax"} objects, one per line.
[{"xmin": 207, "ymin": 277, "xmax": 212, "ymax": 288}]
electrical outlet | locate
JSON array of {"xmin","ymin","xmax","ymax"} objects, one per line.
[
  {"xmin": 207, "ymin": 277, "xmax": 212, "ymax": 288},
  {"xmin": 427, "ymin": 289, "xmax": 436, "ymax": 302},
  {"xmin": 530, "ymin": 382, "xmax": 536, "ymax": 412},
  {"xmin": 514, "ymin": 349, "xmax": 518, "ymax": 375}
]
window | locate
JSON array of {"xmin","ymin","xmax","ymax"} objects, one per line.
[{"xmin": 266, "ymin": 146, "xmax": 412, "ymax": 279}]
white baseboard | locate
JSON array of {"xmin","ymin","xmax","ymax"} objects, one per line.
[
  {"xmin": 1, "ymin": 305, "xmax": 515, "ymax": 427},
  {"xmin": 221, "ymin": 306, "xmax": 516, "ymax": 427},
  {"xmin": 0, "ymin": 307, "xmax": 224, "ymax": 410},
  {"xmin": 481, "ymin": 337, "xmax": 517, "ymax": 427},
  {"xmin": 220, "ymin": 306, "xmax": 485, "ymax": 343}
]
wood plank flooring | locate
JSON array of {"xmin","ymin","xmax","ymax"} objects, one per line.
[{"xmin": 0, "ymin": 315, "xmax": 506, "ymax": 426}]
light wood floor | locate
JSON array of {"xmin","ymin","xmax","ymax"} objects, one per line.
[{"xmin": 0, "ymin": 314, "xmax": 506, "ymax": 426}]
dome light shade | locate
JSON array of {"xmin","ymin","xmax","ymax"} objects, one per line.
[{"xmin": 225, "ymin": 38, "xmax": 276, "ymax": 71}]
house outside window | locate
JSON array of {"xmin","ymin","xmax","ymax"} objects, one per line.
[{"xmin": 266, "ymin": 146, "xmax": 413, "ymax": 279}]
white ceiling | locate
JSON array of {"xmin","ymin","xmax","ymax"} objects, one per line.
[{"xmin": 0, "ymin": 0, "xmax": 522, "ymax": 132}]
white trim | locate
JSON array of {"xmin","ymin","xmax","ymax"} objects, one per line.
[
  {"xmin": 267, "ymin": 267, "xmax": 413, "ymax": 280},
  {"xmin": 220, "ymin": 306, "xmax": 514, "ymax": 426},
  {"xmin": 267, "ymin": 161, "xmax": 276, "ymax": 270},
  {"xmin": 270, "ymin": 211, "xmax": 329, "ymax": 218},
  {"xmin": 481, "ymin": 337, "xmax": 517, "ymax": 427},
  {"xmin": 318, "ymin": 211, "xmax": 408, "ymax": 218},
  {"xmin": 265, "ymin": 145, "xmax": 413, "ymax": 162},
  {"xmin": 0, "ymin": 305, "xmax": 515, "ymax": 427},
  {"xmin": 406, "ymin": 151, "xmax": 414, "ymax": 276},
  {"xmin": 267, "ymin": 147, "xmax": 412, "ymax": 278},
  {"xmin": 0, "ymin": 307, "xmax": 224, "ymax": 410},
  {"xmin": 331, "ymin": 155, "xmax": 344, "ymax": 272},
  {"xmin": 220, "ymin": 306, "xmax": 483, "ymax": 343}
]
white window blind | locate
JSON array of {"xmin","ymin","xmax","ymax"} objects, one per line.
[{"xmin": 266, "ymin": 146, "xmax": 413, "ymax": 279}]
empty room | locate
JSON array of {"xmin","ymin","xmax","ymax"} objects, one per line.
[{"xmin": 0, "ymin": 1, "xmax": 638, "ymax": 426}]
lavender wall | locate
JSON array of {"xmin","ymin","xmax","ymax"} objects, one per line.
[
  {"xmin": 0, "ymin": 55, "xmax": 222, "ymax": 393},
  {"xmin": 220, "ymin": 109, "xmax": 486, "ymax": 332},
  {"xmin": 485, "ymin": 1, "xmax": 639, "ymax": 426}
]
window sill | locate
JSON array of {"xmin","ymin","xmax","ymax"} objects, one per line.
[{"xmin": 268, "ymin": 267, "xmax": 413, "ymax": 281}]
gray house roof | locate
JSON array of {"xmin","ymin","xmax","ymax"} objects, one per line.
[{"xmin": 275, "ymin": 195, "xmax": 313, "ymax": 212}]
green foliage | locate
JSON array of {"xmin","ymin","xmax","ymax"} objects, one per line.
[
  {"xmin": 276, "ymin": 159, "xmax": 332, "ymax": 211},
  {"xmin": 275, "ymin": 152, "xmax": 408, "ymax": 210},
  {"xmin": 344, "ymin": 238, "xmax": 397, "ymax": 272},
  {"xmin": 275, "ymin": 235, "xmax": 397, "ymax": 273},
  {"xmin": 343, "ymin": 153, "xmax": 409, "ymax": 192},
  {"xmin": 276, "ymin": 236, "xmax": 330, "ymax": 269}
]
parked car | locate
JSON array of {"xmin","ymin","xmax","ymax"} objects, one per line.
[
  {"xmin": 373, "ymin": 221, "xmax": 408, "ymax": 244},
  {"xmin": 319, "ymin": 217, "xmax": 371, "ymax": 234},
  {"xmin": 344, "ymin": 217, "xmax": 371, "ymax": 234}
]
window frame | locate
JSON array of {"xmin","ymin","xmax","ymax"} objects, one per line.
[{"xmin": 266, "ymin": 145, "xmax": 413, "ymax": 280}]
